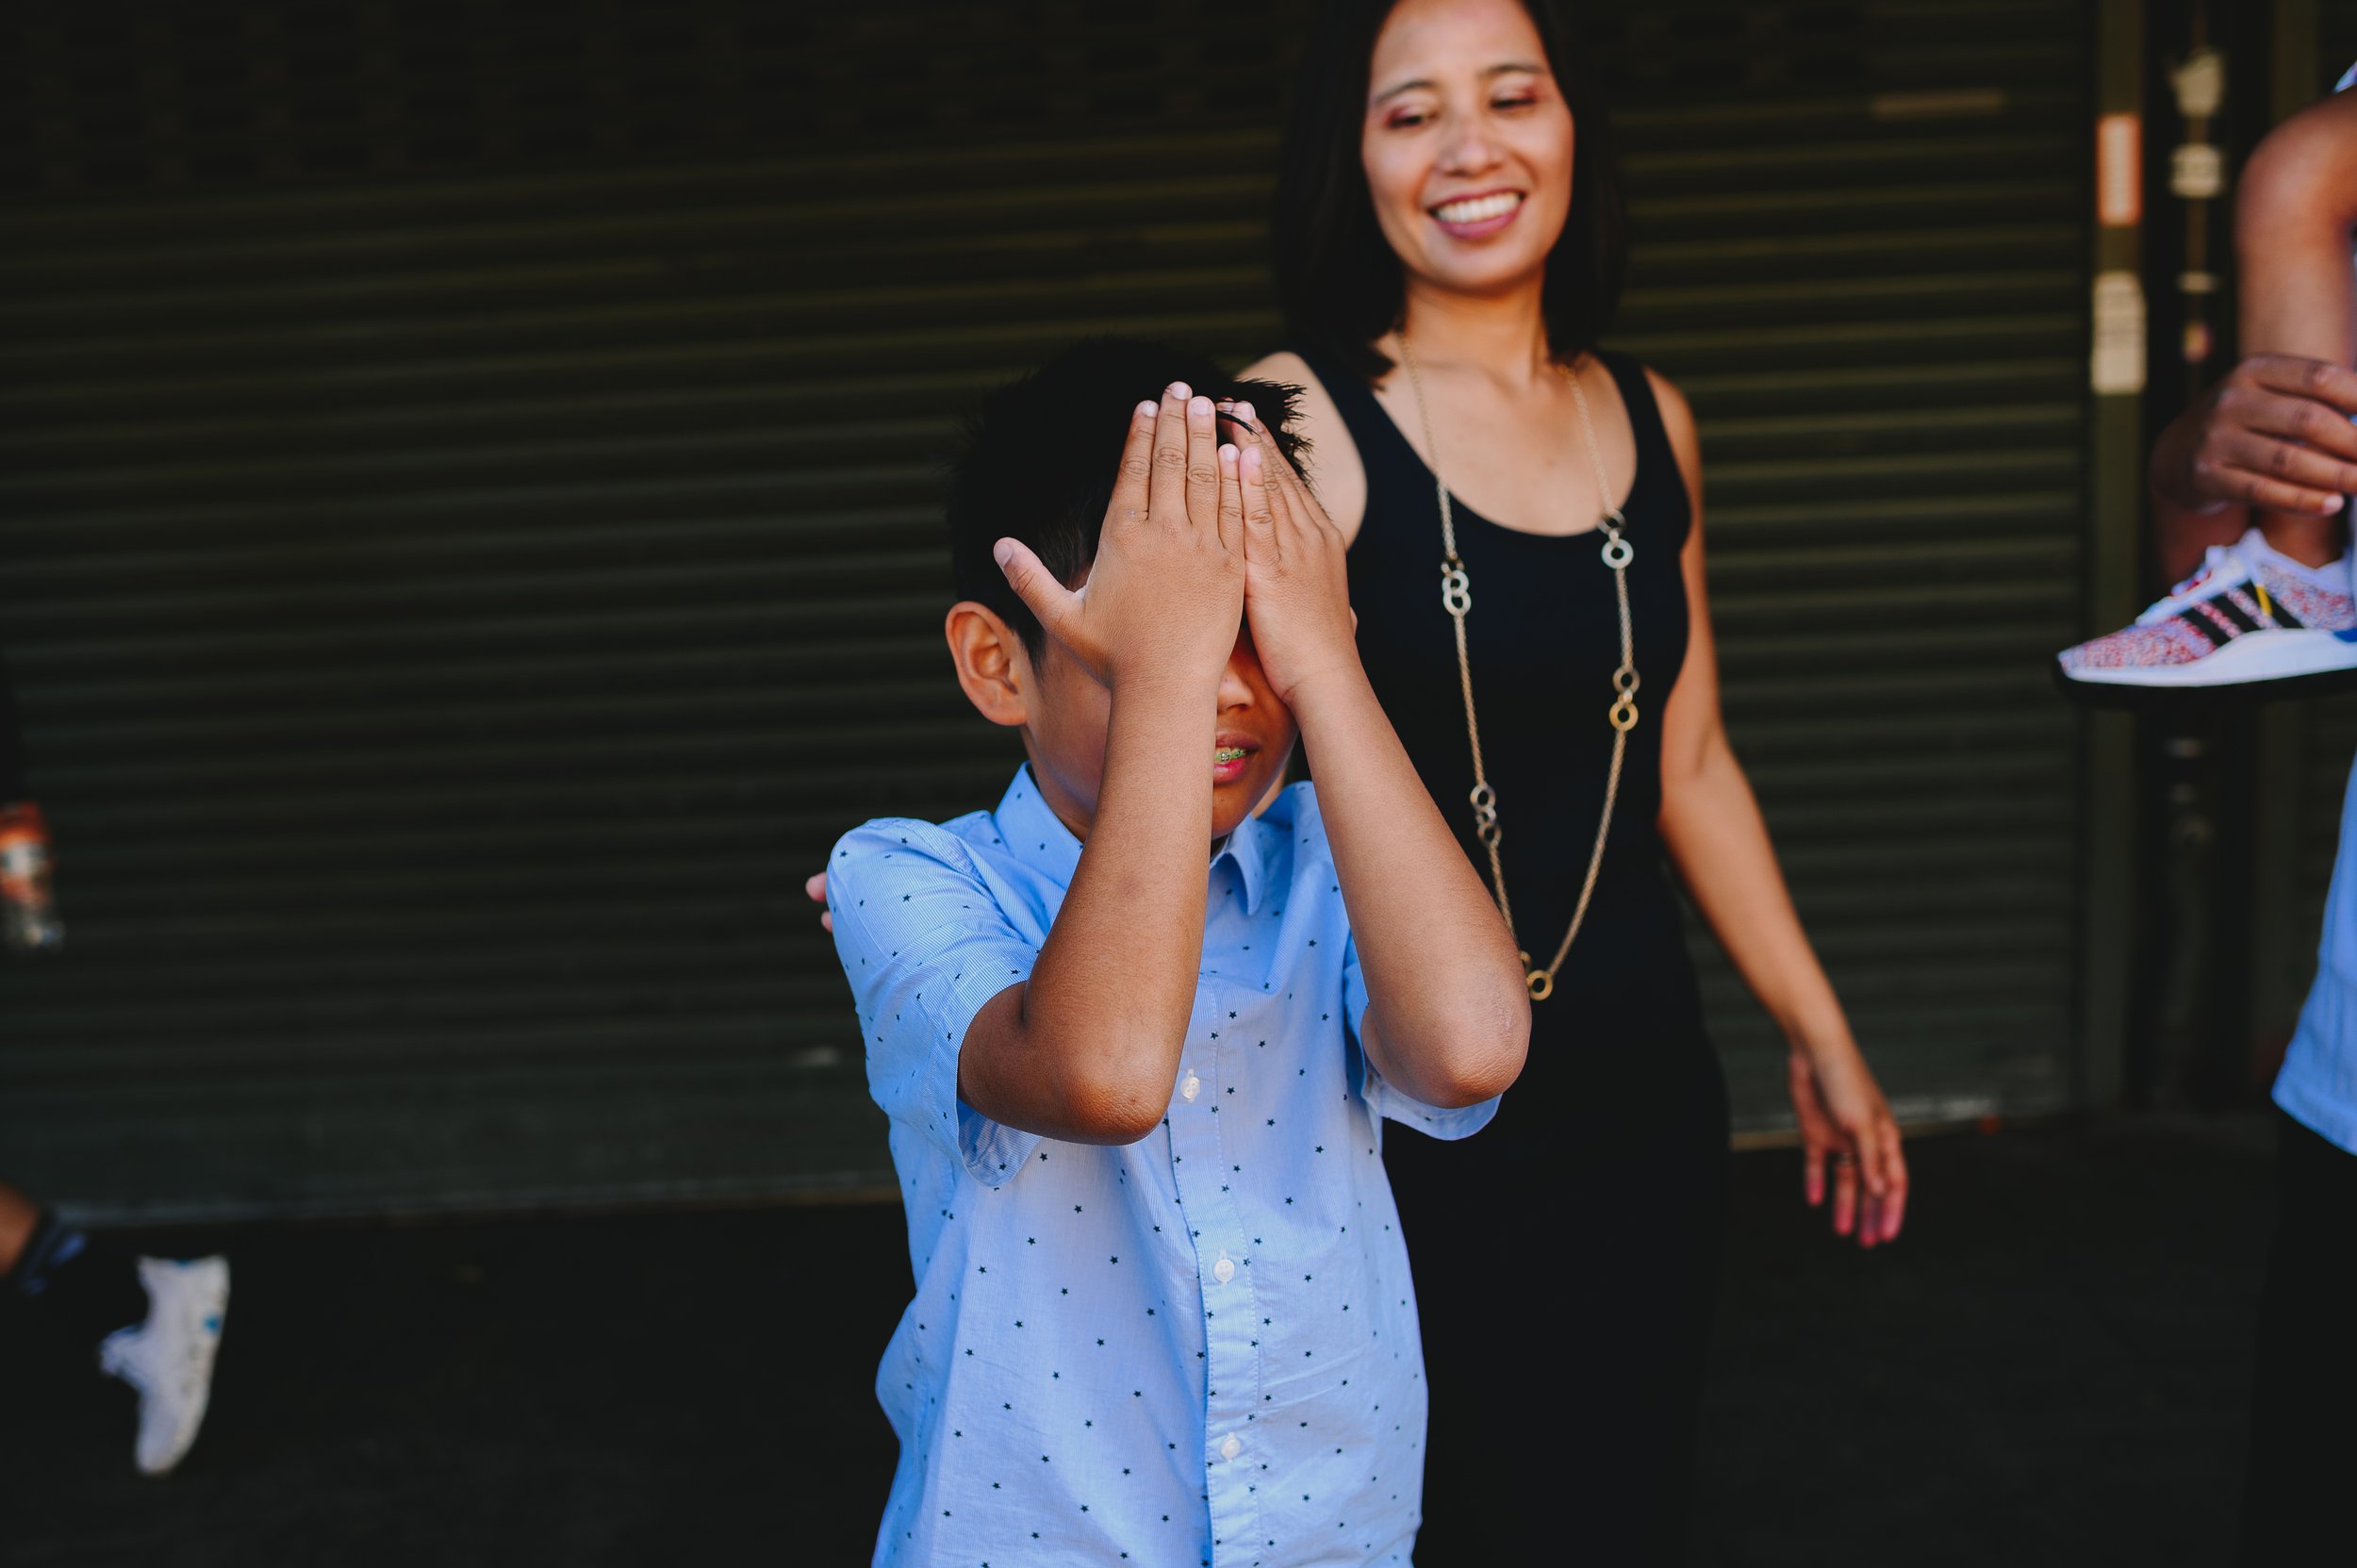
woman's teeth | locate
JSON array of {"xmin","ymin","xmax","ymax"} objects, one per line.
[
  {"xmin": 1433, "ymin": 192, "xmax": 1521, "ymax": 225},
  {"xmin": 1213, "ymin": 747, "xmax": 1249, "ymax": 764}
]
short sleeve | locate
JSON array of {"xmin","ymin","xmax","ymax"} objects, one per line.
[
  {"xmin": 829, "ymin": 821, "xmax": 1044, "ymax": 1186},
  {"xmin": 1343, "ymin": 931, "xmax": 1498, "ymax": 1142}
]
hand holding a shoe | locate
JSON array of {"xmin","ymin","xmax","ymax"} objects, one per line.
[{"xmin": 2151, "ymin": 355, "xmax": 2357, "ymax": 519}]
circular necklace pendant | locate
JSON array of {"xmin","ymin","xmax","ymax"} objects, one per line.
[{"xmin": 1526, "ymin": 969, "xmax": 1554, "ymax": 1001}]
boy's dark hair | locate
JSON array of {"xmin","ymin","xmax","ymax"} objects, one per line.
[
  {"xmin": 1272, "ymin": 0, "xmax": 1626, "ymax": 383},
  {"xmin": 948, "ymin": 338, "xmax": 1310, "ymax": 656}
]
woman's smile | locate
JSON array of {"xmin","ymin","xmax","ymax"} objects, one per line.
[{"xmin": 1429, "ymin": 187, "xmax": 1526, "ymax": 239}]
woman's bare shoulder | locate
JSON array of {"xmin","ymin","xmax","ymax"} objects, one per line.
[
  {"xmin": 1239, "ymin": 351, "xmax": 1369, "ymax": 541},
  {"xmin": 1639, "ymin": 363, "xmax": 1705, "ymax": 503}
]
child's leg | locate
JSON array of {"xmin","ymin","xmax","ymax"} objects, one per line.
[{"xmin": 1, "ymin": 1187, "xmax": 149, "ymax": 1346}]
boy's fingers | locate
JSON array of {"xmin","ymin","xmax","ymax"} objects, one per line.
[
  {"xmin": 1240, "ymin": 442, "xmax": 1280, "ymax": 554},
  {"xmin": 1107, "ymin": 400, "xmax": 1160, "ymax": 527},
  {"xmin": 1216, "ymin": 443, "xmax": 1244, "ymax": 553},
  {"xmin": 1185, "ymin": 393, "xmax": 1221, "ymax": 537},
  {"xmin": 994, "ymin": 536, "xmax": 1080, "ymax": 643},
  {"xmin": 1148, "ymin": 382, "xmax": 1193, "ymax": 529},
  {"xmin": 1803, "ymin": 1144, "xmax": 1825, "ymax": 1208},
  {"xmin": 803, "ymin": 872, "xmax": 829, "ymax": 904}
]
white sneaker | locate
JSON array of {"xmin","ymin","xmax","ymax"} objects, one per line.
[
  {"xmin": 97, "ymin": 1255, "xmax": 230, "ymax": 1477},
  {"xmin": 2053, "ymin": 528, "xmax": 2357, "ymax": 702}
]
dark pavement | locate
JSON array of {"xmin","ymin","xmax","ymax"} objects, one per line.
[{"xmin": 0, "ymin": 1114, "xmax": 2275, "ymax": 1566}]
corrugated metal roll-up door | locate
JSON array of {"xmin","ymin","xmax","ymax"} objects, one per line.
[
  {"xmin": 1601, "ymin": 4, "xmax": 2093, "ymax": 1126},
  {"xmin": 0, "ymin": 0, "xmax": 2092, "ymax": 1221}
]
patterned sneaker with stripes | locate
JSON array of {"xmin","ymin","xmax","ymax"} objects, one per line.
[{"xmin": 2055, "ymin": 529, "xmax": 2357, "ymax": 702}]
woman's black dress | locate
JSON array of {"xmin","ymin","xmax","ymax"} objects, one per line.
[{"xmin": 1300, "ymin": 348, "xmax": 1731, "ymax": 1563}]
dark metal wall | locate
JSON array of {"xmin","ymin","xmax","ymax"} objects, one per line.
[{"xmin": 1, "ymin": 0, "xmax": 2095, "ymax": 1220}]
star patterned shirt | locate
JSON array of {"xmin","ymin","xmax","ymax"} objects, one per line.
[{"xmin": 829, "ymin": 767, "xmax": 1496, "ymax": 1568}]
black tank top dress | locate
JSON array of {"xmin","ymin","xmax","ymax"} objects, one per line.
[{"xmin": 1299, "ymin": 349, "xmax": 1732, "ymax": 1564}]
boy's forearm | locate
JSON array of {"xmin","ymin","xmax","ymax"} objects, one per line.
[
  {"xmin": 1289, "ymin": 668, "xmax": 1529, "ymax": 1107},
  {"xmin": 963, "ymin": 675, "xmax": 1214, "ymax": 1143}
]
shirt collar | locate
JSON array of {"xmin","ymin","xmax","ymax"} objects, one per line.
[
  {"xmin": 993, "ymin": 766, "xmax": 1084, "ymax": 890},
  {"xmin": 1215, "ymin": 801, "xmax": 1277, "ymax": 916},
  {"xmin": 994, "ymin": 765, "xmax": 1277, "ymax": 916}
]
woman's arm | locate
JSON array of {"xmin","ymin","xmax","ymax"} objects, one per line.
[{"xmin": 1645, "ymin": 370, "xmax": 1907, "ymax": 1247}]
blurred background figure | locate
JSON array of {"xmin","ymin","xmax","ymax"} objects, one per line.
[{"xmin": 1, "ymin": 648, "xmax": 230, "ymax": 1477}]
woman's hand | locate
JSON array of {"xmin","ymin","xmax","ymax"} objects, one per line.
[
  {"xmin": 805, "ymin": 871, "xmax": 832, "ymax": 933},
  {"xmin": 1787, "ymin": 1047, "xmax": 1907, "ymax": 1248}
]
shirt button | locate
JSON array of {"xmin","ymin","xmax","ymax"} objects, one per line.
[
  {"xmin": 1219, "ymin": 1434, "xmax": 1242, "ymax": 1461},
  {"xmin": 1212, "ymin": 1252, "xmax": 1236, "ymax": 1285},
  {"xmin": 1179, "ymin": 1073, "xmax": 1202, "ymax": 1102}
]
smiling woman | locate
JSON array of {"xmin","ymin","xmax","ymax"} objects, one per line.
[{"xmin": 1243, "ymin": 0, "xmax": 1909, "ymax": 1560}]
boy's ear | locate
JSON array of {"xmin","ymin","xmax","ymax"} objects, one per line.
[{"xmin": 945, "ymin": 602, "xmax": 1033, "ymax": 729}]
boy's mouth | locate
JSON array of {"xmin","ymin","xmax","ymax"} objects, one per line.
[{"xmin": 1212, "ymin": 739, "xmax": 1258, "ymax": 784}]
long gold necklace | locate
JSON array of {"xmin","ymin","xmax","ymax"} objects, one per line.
[{"xmin": 1397, "ymin": 336, "xmax": 1639, "ymax": 1002}]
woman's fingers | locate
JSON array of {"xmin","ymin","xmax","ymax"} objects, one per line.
[
  {"xmin": 1803, "ymin": 1140, "xmax": 1826, "ymax": 1209},
  {"xmin": 1830, "ymin": 1153, "xmax": 1858, "ymax": 1238},
  {"xmin": 1879, "ymin": 1123, "xmax": 1910, "ymax": 1241}
]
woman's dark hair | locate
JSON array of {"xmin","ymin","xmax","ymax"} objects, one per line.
[{"xmin": 1272, "ymin": 0, "xmax": 1625, "ymax": 383}]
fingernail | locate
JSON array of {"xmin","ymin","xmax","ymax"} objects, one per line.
[
  {"xmin": 1237, "ymin": 402, "xmax": 1255, "ymax": 422},
  {"xmin": 1190, "ymin": 395, "xmax": 1212, "ymax": 418},
  {"xmin": 1242, "ymin": 445, "xmax": 1261, "ymax": 476},
  {"xmin": 2326, "ymin": 495, "xmax": 2346, "ymax": 513},
  {"xmin": 1219, "ymin": 443, "xmax": 1238, "ymax": 462},
  {"xmin": 1136, "ymin": 400, "xmax": 1158, "ymax": 421},
  {"xmin": 993, "ymin": 539, "xmax": 1014, "ymax": 566},
  {"xmin": 1168, "ymin": 382, "xmax": 1192, "ymax": 400}
]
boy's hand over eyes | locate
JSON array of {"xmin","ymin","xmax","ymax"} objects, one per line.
[
  {"xmin": 1222, "ymin": 403, "xmax": 1362, "ymax": 705},
  {"xmin": 993, "ymin": 384, "xmax": 1245, "ymax": 693}
]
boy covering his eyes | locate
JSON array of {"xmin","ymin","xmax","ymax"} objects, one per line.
[{"xmin": 824, "ymin": 339, "xmax": 1530, "ymax": 1567}]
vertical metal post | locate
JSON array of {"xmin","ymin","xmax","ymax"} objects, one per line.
[{"xmin": 2080, "ymin": 0, "xmax": 2147, "ymax": 1109}]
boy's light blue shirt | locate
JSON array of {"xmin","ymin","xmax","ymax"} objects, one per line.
[{"xmin": 830, "ymin": 767, "xmax": 1495, "ymax": 1568}]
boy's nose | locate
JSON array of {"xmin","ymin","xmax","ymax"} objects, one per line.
[{"xmin": 1217, "ymin": 656, "xmax": 1257, "ymax": 709}]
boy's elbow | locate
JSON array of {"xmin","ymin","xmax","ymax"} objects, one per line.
[
  {"xmin": 1408, "ymin": 987, "xmax": 1530, "ymax": 1107},
  {"xmin": 1059, "ymin": 1071, "xmax": 1170, "ymax": 1146}
]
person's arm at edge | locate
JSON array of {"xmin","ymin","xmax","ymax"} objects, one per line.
[{"xmin": 2152, "ymin": 89, "xmax": 2357, "ymax": 578}]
